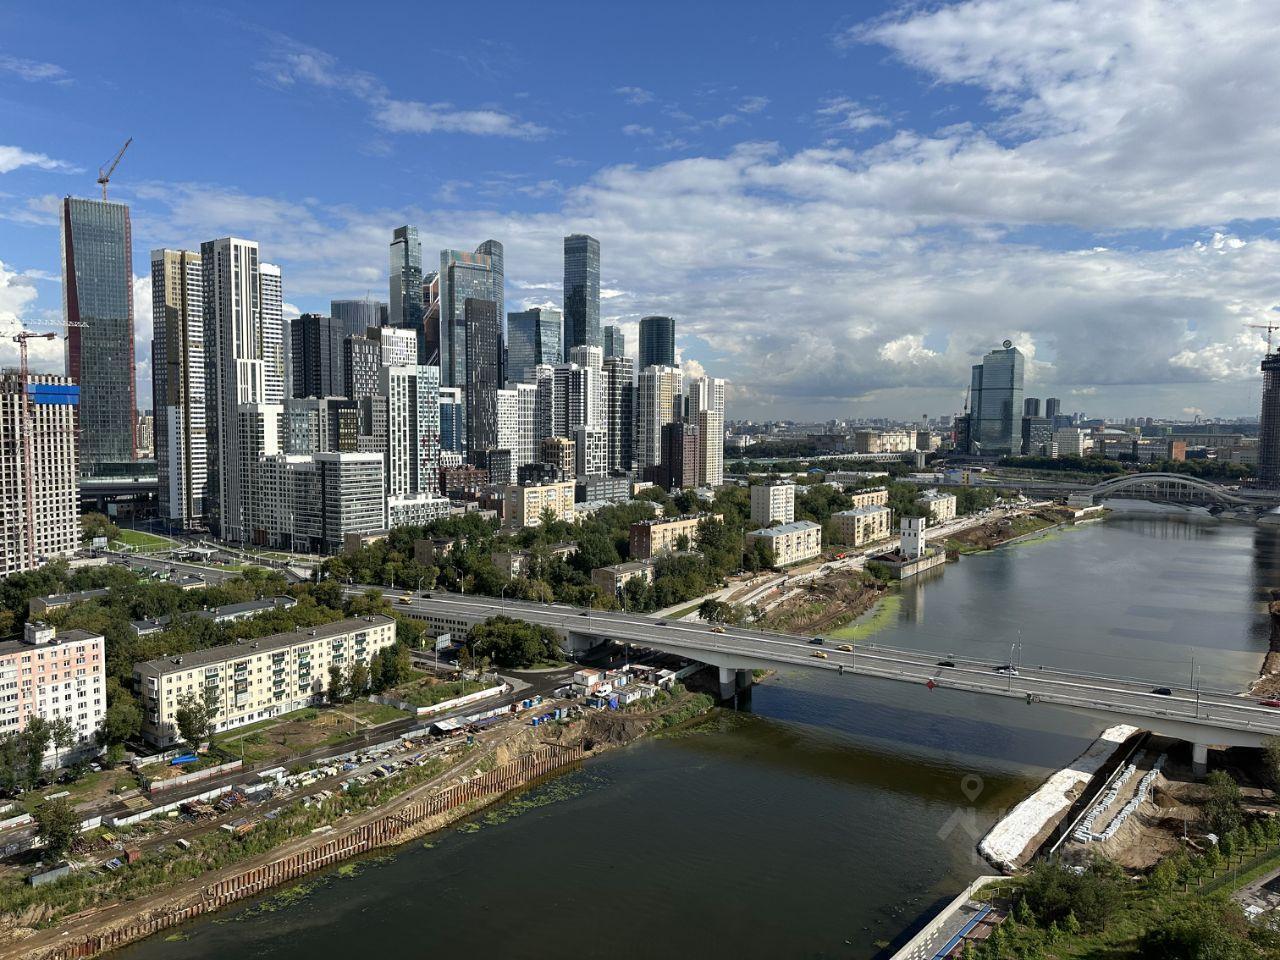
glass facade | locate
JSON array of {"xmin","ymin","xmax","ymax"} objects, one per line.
[
  {"xmin": 62, "ymin": 197, "xmax": 137, "ymax": 468},
  {"xmin": 968, "ymin": 344, "xmax": 1025, "ymax": 455},
  {"xmin": 389, "ymin": 225, "xmax": 424, "ymax": 331},
  {"xmin": 331, "ymin": 298, "xmax": 385, "ymax": 339},
  {"xmin": 638, "ymin": 315, "xmax": 675, "ymax": 371},
  {"xmin": 290, "ymin": 314, "xmax": 346, "ymax": 399},
  {"xmin": 464, "ymin": 297, "xmax": 501, "ymax": 462},
  {"xmin": 438, "ymin": 244, "xmax": 502, "ymax": 388},
  {"xmin": 603, "ymin": 325, "xmax": 625, "ymax": 359},
  {"xmin": 506, "ymin": 307, "xmax": 563, "ymax": 383},
  {"xmin": 563, "ymin": 234, "xmax": 600, "ymax": 351}
]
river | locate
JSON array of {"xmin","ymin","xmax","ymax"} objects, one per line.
[{"xmin": 117, "ymin": 507, "xmax": 1280, "ymax": 960}]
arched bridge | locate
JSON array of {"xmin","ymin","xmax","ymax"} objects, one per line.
[{"xmin": 1078, "ymin": 472, "xmax": 1252, "ymax": 507}]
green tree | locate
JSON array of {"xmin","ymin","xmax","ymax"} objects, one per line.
[
  {"xmin": 174, "ymin": 688, "xmax": 219, "ymax": 747},
  {"xmin": 97, "ymin": 682, "xmax": 142, "ymax": 746},
  {"xmin": 1137, "ymin": 901, "xmax": 1253, "ymax": 960},
  {"xmin": 48, "ymin": 716, "xmax": 77, "ymax": 770},
  {"xmin": 466, "ymin": 616, "xmax": 560, "ymax": 669},
  {"xmin": 34, "ymin": 796, "xmax": 80, "ymax": 861},
  {"xmin": 328, "ymin": 663, "xmax": 347, "ymax": 704},
  {"xmin": 1148, "ymin": 855, "xmax": 1179, "ymax": 893},
  {"xmin": 80, "ymin": 512, "xmax": 120, "ymax": 545},
  {"xmin": 348, "ymin": 660, "xmax": 371, "ymax": 698},
  {"xmin": 1204, "ymin": 770, "xmax": 1243, "ymax": 836},
  {"xmin": 20, "ymin": 717, "xmax": 51, "ymax": 787}
]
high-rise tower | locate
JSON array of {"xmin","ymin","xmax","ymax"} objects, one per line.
[
  {"xmin": 967, "ymin": 340, "xmax": 1025, "ymax": 456},
  {"xmin": 1259, "ymin": 352, "xmax": 1280, "ymax": 487},
  {"xmin": 563, "ymin": 234, "xmax": 600, "ymax": 351},
  {"xmin": 638, "ymin": 315, "xmax": 675, "ymax": 371}
]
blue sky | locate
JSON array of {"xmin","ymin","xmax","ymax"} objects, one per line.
[{"xmin": 3, "ymin": 0, "xmax": 1280, "ymax": 421}]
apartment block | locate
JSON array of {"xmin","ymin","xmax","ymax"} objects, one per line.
[
  {"xmin": 0, "ymin": 622, "xmax": 106, "ymax": 759},
  {"xmin": 134, "ymin": 615, "xmax": 396, "ymax": 746},
  {"xmin": 629, "ymin": 514, "xmax": 701, "ymax": 560},
  {"xmin": 750, "ymin": 481, "xmax": 794, "ymax": 525},
  {"xmin": 745, "ymin": 519, "xmax": 822, "ymax": 567},
  {"xmin": 831, "ymin": 505, "xmax": 892, "ymax": 547},
  {"xmin": 917, "ymin": 489, "xmax": 958, "ymax": 523},
  {"xmin": 848, "ymin": 486, "xmax": 889, "ymax": 510},
  {"xmin": 503, "ymin": 480, "xmax": 577, "ymax": 527}
]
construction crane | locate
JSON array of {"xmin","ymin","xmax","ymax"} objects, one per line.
[
  {"xmin": 12, "ymin": 330, "xmax": 57, "ymax": 566},
  {"xmin": 1248, "ymin": 322, "xmax": 1280, "ymax": 355},
  {"xmin": 97, "ymin": 137, "xmax": 132, "ymax": 202}
]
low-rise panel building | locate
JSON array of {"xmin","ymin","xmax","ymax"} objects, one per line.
[
  {"xmin": 917, "ymin": 489, "xmax": 958, "ymax": 523},
  {"xmin": 629, "ymin": 515, "xmax": 701, "ymax": 560},
  {"xmin": 0, "ymin": 622, "xmax": 106, "ymax": 760},
  {"xmin": 831, "ymin": 504, "xmax": 892, "ymax": 546},
  {"xmin": 847, "ymin": 486, "xmax": 889, "ymax": 510},
  {"xmin": 590, "ymin": 560, "xmax": 654, "ymax": 598},
  {"xmin": 745, "ymin": 519, "xmax": 822, "ymax": 567},
  {"xmin": 503, "ymin": 480, "xmax": 577, "ymax": 527}
]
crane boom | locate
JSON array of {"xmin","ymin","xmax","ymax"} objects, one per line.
[
  {"xmin": 1248, "ymin": 322, "xmax": 1280, "ymax": 355},
  {"xmin": 97, "ymin": 137, "xmax": 132, "ymax": 201}
]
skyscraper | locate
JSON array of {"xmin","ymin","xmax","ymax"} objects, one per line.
[
  {"xmin": 563, "ymin": 234, "xmax": 600, "ymax": 351},
  {"xmin": 422, "ymin": 271, "xmax": 440, "ymax": 365},
  {"xmin": 638, "ymin": 315, "xmax": 676, "ymax": 371},
  {"xmin": 603, "ymin": 354, "xmax": 634, "ymax": 474},
  {"xmin": 201, "ymin": 237, "xmax": 280, "ymax": 540},
  {"xmin": 291, "ymin": 314, "xmax": 346, "ymax": 399},
  {"xmin": 1023, "ymin": 397, "xmax": 1041, "ymax": 418},
  {"xmin": 636, "ymin": 365, "xmax": 683, "ymax": 474},
  {"xmin": 1045, "ymin": 397, "xmax": 1061, "ymax": 419},
  {"xmin": 1259, "ymin": 353, "xmax": 1280, "ymax": 487},
  {"xmin": 151, "ymin": 249, "xmax": 207, "ymax": 527},
  {"xmin": 967, "ymin": 341, "xmax": 1025, "ymax": 456},
  {"xmin": 603, "ymin": 325, "xmax": 625, "ymax": 359},
  {"xmin": 389, "ymin": 226, "xmax": 424, "ymax": 332},
  {"xmin": 331, "ymin": 298, "xmax": 385, "ymax": 338},
  {"xmin": 507, "ymin": 307, "xmax": 563, "ymax": 383},
  {"xmin": 464, "ymin": 297, "xmax": 501, "ymax": 462},
  {"xmin": 379, "ymin": 364, "xmax": 441, "ymax": 499},
  {"xmin": 260, "ymin": 263, "xmax": 284, "ymax": 404},
  {"xmin": 686, "ymin": 376, "xmax": 726, "ymax": 487},
  {"xmin": 439, "ymin": 244, "xmax": 503, "ymax": 388},
  {"xmin": 439, "ymin": 387, "xmax": 464, "ymax": 454},
  {"xmin": 61, "ymin": 196, "xmax": 137, "ymax": 468},
  {"xmin": 343, "ymin": 335, "xmax": 381, "ymax": 402}
]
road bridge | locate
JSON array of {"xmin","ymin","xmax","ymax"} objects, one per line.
[{"xmin": 371, "ymin": 588, "xmax": 1280, "ymax": 773}]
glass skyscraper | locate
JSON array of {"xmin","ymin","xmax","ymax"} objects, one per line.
[
  {"xmin": 968, "ymin": 341, "xmax": 1025, "ymax": 456},
  {"xmin": 603, "ymin": 324, "xmax": 624, "ymax": 359},
  {"xmin": 507, "ymin": 307, "xmax": 562, "ymax": 383},
  {"xmin": 438, "ymin": 242, "xmax": 503, "ymax": 388},
  {"xmin": 61, "ymin": 197, "xmax": 137, "ymax": 467},
  {"xmin": 464, "ymin": 297, "xmax": 501, "ymax": 462},
  {"xmin": 563, "ymin": 234, "xmax": 600, "ymax": 351},
  {"xmin": 331, "ymin": 298, "xmax": 385, "ymax": 339},
  {"xmin": 639, "ymin": 315, "xmax": 676, "ymax": 371},
  {"xmin": 389, "ymin": 226, "xmax": 424, "ymax": 337}
]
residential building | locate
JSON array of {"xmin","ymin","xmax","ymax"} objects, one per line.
[
  {"xmin": 1054, "ymin": 428, "xmax": 1091, "ymax": 457},
  {"xmin": 330, "ymin": 298, "xmax": 384, "ymax": 338},
  {"xmin": 342, "ymin": 335, "xmax": 381, "ymax": 402},
  {"xmin": 686, "ymin": 376, "xmax": 726, "ymax": 487},
  {"xmin": 831, "ymin": 505, "xmax": 892, "ymax": 546},
  {"xmin": 638, "ymin": 315, "xmax": 675, "ymax": 371},
  {"xmin": 541, "ymin": 436, "xmax": 576, "ymax": 477},
  {"xmin": 380, "ymin": 365, "xmax": 441, "ymax": 500},
  {"xmin": 151, "ymin": 249, "xmax": 207, "ymax": 528},
  {"xmin": 283, "ymin": 396, "xmax": 359, "ymax": 454},
  {"xmin": 503, "ymin": 480, "xmax": 576, "ymax": 527},
  {"xmin": 0, "ymin": 622, "xmax": 106, "ymax": 758},
  {"xmin": 750, "ymin": 480, "xmax": 795, "ymax": 526},
  {"xmin": 1021, "ymin": 416, "xmax": 1055, "ymax": 456},
  {"xmin": 591, "ymin": 560, "xmax": 653, "ymax": 598},
  {"xmin": 967, "ymin": 342, "xmax": 1025, "ymax": 455},
  {"xmin": 464, "ymin": 297, "xmax": 501, "ymax": 462},
  {"xmin": 853, "ymin": 430, "xmax": 914, "ymax": 454},
  {"xmin": 252, "ymin": 452, "xmax": 385, "ymax": 554},
  {"xmin": 629, "ymin": 514, "xmax": 700, "ymax": 560},
  {"xmin": 745, "ymin": 519, "xmax": 822, "ymax": 567},
  {"xmin": 658, "ymin": 421, "xmax": 700, "ymax": 489},
  {"xmin": 551, "ymin": 362, "xmax": 599, "ymax": 438},
  {"xmin": 439, "ymin": 386, "xmax": 464, "ymax": 454},
  {"xmin": 370, "ymin": 326, "xmax": 418, "ymax": 367},
  {"xmin": 507, "ymin": 307, "xmax": 562, "ymax": 383},
  {"xmin": 388, "ymin": 493, "xmax": 451, "ymax": 528},
  {"xmin": 439, "ymin": 243, "xmax": 502, "ymax": 388},
  {"xmin": 917, "ymin": 489, "xmax": 958, "ymax": 523},
  {"xmin": 603, "ymin": 325, "xmax": 625, "ymax": 359},
  {"xmin": 129, "ymin": 596, "xmax": 297, "ymax": 638},
  {"xmin": 260, "ymin": 263, "xmax": 285, "ymax": 404},
  {"xmin": 635, "ymin": 365, "xmax": 683, "ymax": 474},
  {"xmin": 389, "ymin": 226, "xmax": 424, "ymax": 333},
  {"xmin": 563, "ymin": 234, "xmax": 600, "ymax": 351},
  {"xmin": 0, "ymin": 373, "xmax": 79, "ymax": 576},
  {"xmin": 848, "ymin": 486, "xmax": 889, "ymax": 510},
  {"xmin": 136, "ymin": 412, "xmax": 154, "ymax": 457},
  {"xmin": 575, "ymin": 425, "xmax": 608, "ymax": 477},
  {"xmin": 61, "ymin": 196, "xmax": 137, "ymax": 469},
  {"xmin": 134, "ymin": 615, "xmax": 396, "ymax": 746},
  {"xmin": 603, "ymin": 354, "xmax": 635, "ymax": 474},
  {"xmin": 29, "ymin": 589, "xmax": 111, "ymax": 617},
  {"xmin": 291, "ymin": 313, "xmax": 345, "ymax": 399}
]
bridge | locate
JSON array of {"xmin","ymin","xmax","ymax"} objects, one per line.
[
  {"xmin": 373, "ymin": 588, "xmax": 1280, "ymax": 773},
  {"xmin": 1072, "ymin": 472, "xmax": 1256, "ymax": 507}
]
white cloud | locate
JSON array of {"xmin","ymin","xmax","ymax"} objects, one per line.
[
  {"xmin": 738, "ymin": 96, "xmax": 770, "ymax": 114},
  {"xmin": 0, "ymin": 54, "xmax": 70, "ymax": 85},
  {"xmin": 816, "ymin": 97, "xmax": 890, "ymax": 132},
  {"xmin": 622, "ymin": 124, "xmax": 655, "ymax": 137},
  {"xmin": 615, "ymin": 86, "xmax": 655, "ymax": 105},
  {"xmin": 0, "ymin": 146, "xmax": 74, "ymax": 174},
  {"xmin": 0, "ymin": 260, "xmax": 63, "ymax": 372}
]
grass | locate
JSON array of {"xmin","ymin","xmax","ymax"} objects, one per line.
[
  {"xmin": 211, "ymin": 702, "xmax": 409, "ymax": 764},
  {"xmin": 665, "ymin": 602, "xmax": 704, "ymax": 621},
  {"xmin": 391, "ymin": 678, "xmax": 488, "ymax": 709},
  {"xmin": 112, "ymin": 529, "xmax": 176, "ymax": 553},
  {"xmin": 827, "ymin": 594, "xmax": 902, "ymax": 641},
  {"xmin": 16, "ymin": 767, "xmax": 137, "ymax": 816}
]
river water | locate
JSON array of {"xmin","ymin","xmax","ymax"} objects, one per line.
[{"xmin": 118, "ymin": 508, "xmax": 1280, "ymax": 960}]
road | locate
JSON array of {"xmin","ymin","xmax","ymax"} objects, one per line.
[{"xmin": 375, "ymin": 588, "xmax": 1280, "ymax": 748}]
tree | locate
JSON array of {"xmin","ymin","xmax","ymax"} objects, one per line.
[
  {"xmin": 375, "ymin": 644, "xmax": 413, "ymax": 691},
  {"xmin": 348, "ymin": 660, "xmax": 370, "ymax": 698},
  {"xmin": 1137, "ymin": 901, "xmax": 1254, "ymax": 960},
  {"xmin": 466, "ymin": 616, "xmax": 561, "ymax": 669},
  {"xmin": 1203, "ymin": 770, "xmax": 1243, "ymax": 837},
  {"xmin": 48, "ymin": 717, "xmax": 77, "ymax": 770},
  {"xmin": 1148, "ymin": 856, "xmax": 1179, "ymax": 893},
  {"xmin": 328, "ymin": 663, "xmax": 347, "ymax": 704},
  {"xmin": 174, "ymin": 688, "xmax": 219, "ymax": 748},
  {"xmin": 80, "ymin": 512, "xmax": 120, "ymax": 545},
  {"xmin": 34, "ymin": 797, "xmax": 80, "ymax": 861},
  {"xmin": 20, "ymin": 717, "xmax": 51, "ymax": 787},
  {"xmin": 97, "ymin": 683, "xmax": 142, "ymax": 746}
]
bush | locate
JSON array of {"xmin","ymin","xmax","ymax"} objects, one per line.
[{"xmin": 1020, "ymin": 858, "xmax": 1122, "ymax": 930}]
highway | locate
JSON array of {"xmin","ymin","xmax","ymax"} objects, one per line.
[{"xmin": 370, "ymin": 587, "xmax": 1280, "ymax": 749}]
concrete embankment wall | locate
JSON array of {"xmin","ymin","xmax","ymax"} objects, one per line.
[{"xmin": 21, "ymin": 744, "xmax": 584, "ymax": 960}]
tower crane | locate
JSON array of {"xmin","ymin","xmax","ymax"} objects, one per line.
[
  {"xmin": 12, "ymin": 330, "xmax": 57, "ymax": 566},
  {"xmin": 97, "ymin": 137, "xmax": 132, "ymax": 202}
]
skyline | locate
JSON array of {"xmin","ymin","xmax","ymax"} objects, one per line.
[{"xmin": 2, "ymin": 1, "xmax": 1280, "ymax": 421}]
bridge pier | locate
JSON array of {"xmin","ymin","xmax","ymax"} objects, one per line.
[
  {"xmin": 1192, "ymin": 742, "xmax": 1209, "ymax": 776},
  {"xmin": 717, "ymin": 667, "xmax": 754, "ymax": 701}
]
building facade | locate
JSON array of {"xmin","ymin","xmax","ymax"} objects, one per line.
[
  {"xmin": 603, "ymin": 354, "xmax": 635, "ymax": 474},
  {"xmin": 635, "ymin": 365, "xmax": 683, "ymax": 474},
  {"xmin": 389, "ymin": 225, "xmax": 424, "ymax": 333},
  {"xmin": 967, "ymin": 342, "xmax": 1025, "ymax": 456},
  {"xmin": 291, "ymin": 313, "xmax": 346, "ymax": 399},
  {"xmin": 848, "ymin": 486, "xmax": 889, "ymax": 510},
  {"xmin": 745, "ymin": 519, "xmax": 822, "ymax": 567},
  {"xmin": 638, "ymin": 315, "xmax": 676, "ymax": 372},
  {"xmin": 831, "ymin": 505, "xmax": 892, "ymax": 546},
  {"xmin": 603, "ymin": 325, "xmax": 625, "ymax": 359},
  {"xmin": 917, "ymin": 489, "xmax": 958, "ymax": 523},
  {"xmin": 750, "ymin": 480, "xmax": 795, "ymax": 526},
  {"xmin": 464, "ymin": 297, "xmax": 501, "ymax": 462},
  {"xmin": 503, "ymin": 481, "xmax": 576, "ymax": 527},
  {"xmin": 0, "ymin": 623, "xmax": 106, "ymax": 760},
  {"xmin": 563, "ymin": 234, "xmax": 600, "ymax": 351},
  {"xmin": 330, "ymin": 298, "xmax": 384, "ymax": 338},
  {"xmin": 507, "ymin": 307, "xmax": 562, "ymax": 383},
  {"xmin": 629, "ymin": 515, "xmax": 700, "ymax": 559},
  {"xmin": 439, "ymin": 244, "xmax": 503, "ymax": 388}
]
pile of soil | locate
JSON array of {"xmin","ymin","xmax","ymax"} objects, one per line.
[{"xmin": 756, "ymin": 572, "xmax": 886, "ymax": 635}]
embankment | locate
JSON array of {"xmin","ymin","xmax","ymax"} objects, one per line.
[{"xmin": 1250, "ymin": 590, "xmax": 1280, "ymax": 697}]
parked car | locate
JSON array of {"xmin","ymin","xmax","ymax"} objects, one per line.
[{"xmin": 1151, "ymin": 687, "xmax": 1172, "ymax": 696}]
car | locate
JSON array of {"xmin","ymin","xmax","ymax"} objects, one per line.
[
  {"xmin": 994, "ymin": 665, "xmax": 1019, "ymax": 676},
  {"xmin": 1151, "ymin": 687, "xmax": 1173, "ymax": 696},
  {"xmin": 579, "ymin": 611, "xmax": 590, "ymax": 617},
  {"xmin": 809, "ymin": 637, "xmax": 824, "ymax": 645},
  {"xmin": 1262, "ymin": 700, "xmax": 1280, "ymax": 708},
  {"xmin": 398, "ymin": 596, "xmax": 412, "ymax": 604},
  {"xmin": 837, "ymin": 644, "xmax": 853, "ymax": 652},
  {"xmin": 937, "ymin": 660, "xmax": 956, "ymax": 668},
  {"xmin": 811, "ymin": 651, "xmax": 828, "ymax": 659},
  {"xmin": 710, "ymin": 626, "xmax": 725, "ymax": 634},
  {"xmin": 656, "ymin": 620, "xmax": 667, "ymax": 626}
]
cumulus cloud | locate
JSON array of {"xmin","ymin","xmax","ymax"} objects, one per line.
[
  {"xmin": 0, "ymin": 54, "xmax": 70, "ymax": 85},
  {"xmin": 0, "ymin": 146, "xmax": 75, "ymax": 174},
  {"xmin": 816, "ymin": 97, "xmax": 890, "ymax": 132},
  {"xmin": 615, "ymin": 86, "xmax": 655, "ymax": 105}
]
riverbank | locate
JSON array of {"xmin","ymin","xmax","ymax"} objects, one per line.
[
  {"xmin": 942, "ymin": 506, "xmax": 1081, "ymax": 555},
  {"xmin": 1, "ymin": 689, "xmax": 717, "ymax": 960}
]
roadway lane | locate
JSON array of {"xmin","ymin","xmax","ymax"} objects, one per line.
[{"xmin": 365, "ymin": 587, "xmax": 1280, "ymax": 745}]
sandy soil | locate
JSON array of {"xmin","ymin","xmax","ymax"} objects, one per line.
[{"xmin": 756, "ymin": 571, "xmax": 887, "ymax": 636}]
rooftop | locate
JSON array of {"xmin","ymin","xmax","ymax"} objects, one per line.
[
  {"xmin": 835, "ymin": 505, "xmax": 891, "ymax": 517},
  {"xmin": 631, "ymin": 514, "xmax": 701, "ymax": 528},
  {"xmin": 133, "ymin": 615, "xmax": 394, "ymax": 674},
  {"xmin": 32, "ymin": 588, "xmax": 110, "ymax": 607},
  {"xmin": 0, "ymin": 628, "xmax": 101, "ymax": 659},
  {"xmin": 749, "ymin": 520, "xmax": 821, "ymax": 538},
  {"xmin": 129, "ymin": 596, "xmax": 298, "ymax": 634}
]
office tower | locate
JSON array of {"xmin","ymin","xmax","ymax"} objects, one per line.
[
  {"xmin": 563, "ymin": 234, "xmax": 600, "ymax": 351},
  {"xmin": 659, "ymin": 421, "xmax": 700, "ymax": 490},
  {"xmin": 255, "ymin": 452, "xmax": 385, "ymax": 553},
  {"xmin": 541, "ymin": 435, "xmax": 576, "ymax": 477},
  {"xmin": 686, "ymin": 376, "xmax": 726, "ymax": 487},
  {"xmin": 439, "ymin": 387, "xmax": 464, "ymax": 454},
  {"xmin": 967, "ymin": 341, "xmax": 1025, "ymax": 456},
  {"xmin": 260, "ymin": 263, "xmax": 284, "ymax": 403},
  {"xmin": 343, "ymin": 335, "xmax": 381, "ymax": 402},
  {"xmin": 370, "ymin": 326, "xmax": 418, "ymax": 367},
  {"xmin": 389, "ymin": 226, "xmax": 424, "ymax": 332},
  {"xmin": 1260, "ymin": 352, "xmax": 1280, "ymax": 487},
  {"xmin": 422, "ymin": 271, "xmax": 440, "ymax": 364},
  {"xmin": 151, "ymin": 249, "xmax": 207, "ymax": 527},
  {"xmin": 291, "ymin": 314, "xmax": 346, "ymax": 399},
  {"xmin": 0, "ymin": 373, "xmax": 80, "ymax": 575},
  {"xmin": 635, "ymin": 365, "xmax": 683, "ymax": 472},
  {"xmin": 1023, "ymin": 397, "xmax": 1041, "ymax": 418},
  {"xmin": 603, "ymin": 354, "xmax": 634, "ymax": 474},
  {"xmin": 638, "ymin": 315, "xmax": 676, "ymax": 371},
  {"xmin": 603, "ymin": 325, "xmax": 624, "ymax": 359},
  {"xmin": 60, "ymin": 196, "xmax": 136, "ymax": 468},
  {"xmin": 331, "ymin": 298, "xmax": 385, "ymax": 338},
  {"xmin": 507, "ymin": 307, "xmax": 563, "ymax": 383},
  {"xmin": 201, "ymin": 237, "xmax": 278, "ymax": 540},
  {"xmin": 1021, "ymin": 415, "xmax": 1054, "ymax": 456},
  {"xmin": 379, "ymin": 364, "xmax": 442, "ymax": 499},
  {"xmin": 439, "ymin": 243, "xmax": 503, "ymax": 387},
  {"xmin": 464, "ymin": 297, "xmax": 501, "ymax": 462},
  {"xmin": 1045, "ymin": 397, "xmax": 1061, "ymax": 420}
]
